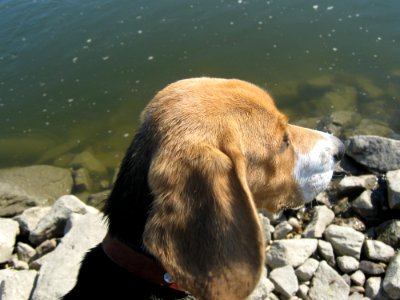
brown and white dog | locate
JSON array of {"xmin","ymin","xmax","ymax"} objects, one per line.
[{"xmin": 63, "ymin": 78, "xmax": 344, "ymax": 300}]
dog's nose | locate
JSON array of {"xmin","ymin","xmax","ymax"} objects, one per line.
[{"xmin": 332, "ymin": 136, "xmax": 345, "ymax": 162}]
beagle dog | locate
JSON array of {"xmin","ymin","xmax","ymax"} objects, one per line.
[{"xmin": 63, "ymin": 78, "xmax": 344, "ymax": 300}]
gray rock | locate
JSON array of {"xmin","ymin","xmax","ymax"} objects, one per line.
[
  {"xmin": 247, "ymin": 269, "xmax": 273, "ymax": 300},
  {"xmin": 16, "ymin": 242, "xmax": 36, "ymax": 262},
  {"xmin": 387, "ymin": 169, "xmax": 400, "ymax": 209},
  {"xmin": 13, "ymin": 206, "xmax": 51, "ymax": 237},
  {"xmin": 72, "ymin": 168, "xmax": 92, "ymax": 193},
  {"xmin": 266, "ymin": 239, "xmax": 318, "ymax": 268},
  {"xmin": 337, "ymin": 256, "xmax": 360, "ymax": 273},
  {"xmin": 334, "ymin": 217, "xmax": 366, "ymax": 232},
  {"xmin": 364, "ymin": 240, "xmax": 395, "ymax": 263},
  {"xmin": 295, "ymin": 258, "xmax": 319, "ymax": 281},
  {"xmin": 309, "ymin": 261, "xmax": 350, "ymax": 300},
  {"xmin": 0, "ymin": 165, "xmax": 73, "ymax": 217},
  {"xmin": 351, "ymin": 190, "xmax": 377, "ymax": 217},
  {"xmin": 273, "ymin": 221, "xmax": 293, "ymax": 240},
  {"xmin": 70, "ymin": 151, "xmax": 107, "ymax": 175},
  {"xmin": 338, "ymin": 175, "xmax": 378, "ymax": 192},
  {"xmin": 365, "ymin": 277, "xmax": 389, "ymax": 300},
  {"xmin": 35, "ymin": 239, "xmax": 57, "ymax": 258},
  {"xmin": 359, "ymin": 260, "xmax": 386, "ymax": 275},
  {"xmin": 324, "ymin": 224, "xmax": 365, "ymax": 259},
  {"xmin": 0, "ymin": 269, "xmax": 38, "ymax": 300},
  {"xmin": 345, "ymin": 135, "xmax": 400, "ymax": 172},
  {"xmin": 318, "ymin": 240, "xmax": 336, "ymax": 266},
  {"xmin": 258, "ymin": 213, "xmax": 272, "ymax": 244},
  {"xmin": 0, "ymin": 218, "xmax": 20, "ymax": 263},
  {"xmin": 303, "ymin": 206, "xmax": 335, "ymax": 238},
  {"xmin": 350, "ymin": 270, "xmax": 366, "ymax": 286},
  {"xmin": 87, "ymin": 190, "xmax": 111, "ymax": 209},
  {"xmin": 297, "ymin": 284, "xmax": 309, "ymax": 299},
  {"xmin": 316, "ymin": 110, "xmax": 361, "ymax": 138},
  {"xmin": 9, "ymin": 255, "xmax": 29, "ymax": 270},
  {"xmin": 348, "ymin": 292, "xmax": 368, "ymax": 300},
  {"xmin": 29, "ymin": 195, "xmax": 96, "ymax": 245},
  {"xmin": 31, "ymin": 212, "xmax": 107, "ymax": 300},
  {"xmin": 383, "ymin": 252, "xmax": 400, "ymax": 299},
  {"xmin": 269, "ymin": 265, "xmax": 298, "ymax": 298},
  {"xmin": 376, "ymin": 220, "xmax": 400, "ymax": 249}
]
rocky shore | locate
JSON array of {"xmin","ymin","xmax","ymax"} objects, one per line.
[{"xmin": 1, "ymin": 134, "xmax": 400, "ymax": 300}]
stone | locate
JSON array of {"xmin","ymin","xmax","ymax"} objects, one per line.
[
  {"xmin": 16, "ymin": 242, "xmax": 36, "ymax": 262},
  {"xmin": 35, "ymin": 239, "xmax": 57, "ymax": 258},
  {"xmin": 348, "ymin": 292, "xmax": 367, "ymax": 300},
  {"xmin": 318, "ymin": 240, "xmax": 336, "ymax": 266},
  {"xmin": 351, "ymin": 190, "xmax": 377, "ymax": 217},
  {"xmin": 333, "ymin": 217, "xmax": 366, "ymax": 232},
  {"xmin": 308, "ymin": 261, "xmax": 350, "ymax": 300},
  {"xmin": 338, "ymin": 175, "xmax": 378, "ymax": 192},
  {"xmin": 303, "ymin": 206, "xmax": 335, "ymax": 238},
  {"xmin": 0, "ymin": 165, "xmax": 73, "ymax": 217},
  {"xmin": 70, "ymin": 150, "xmax": 107, "ymax": 175},
  {"xmin": 0, "ymin": 269, "xmax": 38, "ymax": 300},
  {"xmin": 359, "ymin": 260, "xmax": 386, "ymax": 275},
  {"xmin": 273, "ymin": 221, "xmax": 293, "ymax": 240},
  {"xmin": 9, "ymin": 255, "xmax": 29, "ymax": 270},
  {"xmin": 350, "ymin": 119, "xmax": 395, "ymax": 138},
  {"xmin": 295, "ymin": 258, "xmax": 319, "ymax": 281},
  {"xmin": 387, "ymin": 169, "xmax": 400, "ymax": 209},
  {"xmin": 297, "ymin": 284, "xmax": 309, "ymax": 299},
  {"xmin": 337, "ymin": 256, "xmax": 360, "ymax": 273},
  {"xmin": 376, "ymin": 220, "xmax": 400, "ymax": 249},
  {"xmin": 31, "ymin": 212, "xmax": 107, "ymax": 300},
  {"xmin": 72, "ymin": 168, "xmax": 92, "ymax": 193},
  {"xmin": 0, "ymin": 218, "xmax": 20, "ymax": 263},
  {"xmin": 247, "ymin": 269, "xmax": 272, "ymax": 300},
  {"xmin": 324, "ymin": 224, "xmax": 365, "ymax": 259},
  {"xmin": 87, "ymin": 190, "xmax": 111, "ymax": 210},
  {"xmin": 365, "ymin": 277, "xmax": 387, "ymax": 300},
  {"xmin": 266, "ymin": 239, "xmax": 318, "ymax": 269},
  {"xmin": 350, "ymin": 270, "xmax": 366, "ymax": 286},
  {"xmin": 354, "ymin": 77, "xmax": 384, "ymax": 98},
  {"xmin": 316, "ymin": 86, "xmax": 358, "ymax": 112},
  {"xmin": 13, "ymin": 206, "xmax": 51, "ymax": 237},
  {"xmin": 29, "ymin": 195, "xmax": 96, "ymax": 245},
  {"xmin": 364, "ymin": 240, "xmax": 395, "ymax": 263},
  {"xmin": 269, "ymin": 265, "xmax": 298, "ymax": 298},
  {"xmin": 383, "ymin": 252, "xmax": 400, "ymax": 299},
  {"xmin": 258, "ymin": 213, "xmax": 272, "ymax": 244},
  {"xmin": 316, "ymin": 110, "xmax": 361, "ymax": 138},
  {"xmin": 345, "ymin": 135, "xmax": 400, "ymax": 172}
]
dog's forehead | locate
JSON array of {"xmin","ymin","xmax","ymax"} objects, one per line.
[{"xmin": 287, "ymin": 124, "xmax": 329, "ymax": 153}]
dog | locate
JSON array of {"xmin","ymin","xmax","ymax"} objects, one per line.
[{"xmin": 62, "ymin": 78, "xmax": 344, "ymax": 300}]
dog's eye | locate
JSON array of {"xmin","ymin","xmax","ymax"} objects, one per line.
[{"xmin": 280, "ymin": 133, "xmax": 290, "ymax": 152}]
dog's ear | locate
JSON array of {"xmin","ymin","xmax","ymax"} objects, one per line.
[{"xmin": 143, "ymin": 141, "xmax": 265, "ymax": 300}]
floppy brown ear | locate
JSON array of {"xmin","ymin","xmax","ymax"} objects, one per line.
[{"xmin": 143, "ymin": 141, "xmax": 265, "ymax": 300}]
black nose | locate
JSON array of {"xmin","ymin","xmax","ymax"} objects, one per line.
[{"xmin": 333, "ymin": 138, "xmax": 345, "ymax": 162}]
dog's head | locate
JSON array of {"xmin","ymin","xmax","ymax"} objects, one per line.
[{"xmin": 107, "ymin": 78, "xmax": 344, "ymax": 299}]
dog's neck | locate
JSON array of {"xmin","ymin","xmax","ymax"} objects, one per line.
[{"xmin": 102, "ymin": 232, "xmax": 185, "ymax": 292}]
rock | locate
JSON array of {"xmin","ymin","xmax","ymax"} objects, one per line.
[
  {"xmin": 29, "ymin": 195, "xmax": 96, "ymax": 245},
  {"xmin": 348, "ymin": 292, "xmax": 368, "ymax": 300},
  {"xmin": 13, "ymin": 206, "xmax": 51, "ymax": 237},
  {"xmin": 337, "ymin": 256, "xmax": 360, "ymax": 273},
  {"xmin": 266, "ymin": 239, "xmax": 318, "ymax": 268},
  {"xmin": 350, "ymin": 270, "xmax": 366, "ymax": 286},
  {"xmin": 354, "ymin": 77, "xmax": 384, "ymax": 98},
  {"xmin": 338, "ymin": 175, "xmax": 378, "ymax": 193},
  {"xmin": 316, "ymin": 110, "xmax": 361, "ymax": 138},
  {"xmin": 0, "ymin": 165, "xmax": 73, "ymax": 217},
  {"xmin": 16, "ymin": 242, "xmax": 36, "ymax": 262},
  {"xmin": 295, "ymin": 258, "xmax": 319, "ymax": 281},
  {"xmin": 364, "ymin": 240, "xmax": 395, "ymax": 263},
  {"xmin": 308, "ymin": 261, "xmax": 350, "ymax": 300},
  {"xmin": 387, "ymin": 169, "xmax": 400, "ymax": 209},
  {"xmin": 247, "ymin": 269, "xmax": 272, "ymax": 300},
  {"xmin": 359, "ymin": 260, "xmax": 386, "ymax": 275},
  {"xmin": 303, "ymin": 206, "xmax": 335, "ymax": 238},
  {"xmin": 345, "ymin": 135, "xmax": 400, "ymax": 172},
  {"xmin": 316, "ymin": 86, "xmax": 358, "ymax": 112},
  {"xmin": 0, "ymin": 218, "xmax": 20, "ymax": 263},
  {"xmin": 258, "ymin": 213, "xmax": 272, "ymax": 245},
  {"xmin": 333, "ymin": 197, "xmax": 352, "ymax": 216},
  {"xmin": 35, "ymin": 239, "xmax": 57, "ymax": 258},
  {"xmin": 318, "ymin": 240, "xmax": 336, "ymax": 266},
  {"xmin": 273, "ymin": 221, "xmax": 293, "ymax": 240},
  {"xmin": 269, "ymin": 265, "xmax": 298, "ymax": 298},
  {"xmin": 365, "ymin": 277, "xmax": 388, "ymax": 300},
  {"xmin": 350, "ymin": 119, "xmax": 395, "ymax": 138},
  {"xmin": 0, "ymin": 269, "xmax": 38, "ymax": 300},
  {"xmin": 297, "ymin": 284, "xmax": 309, "ymax": 299},
  {"xmin": 87, "ymin": 190, "xmax": 111, "ymax": 209},
  {"xmin": 383, "ymin": 252, "xmax": 400, "ymax": 299},
  {"xmin": 333, "ymin": 217, "xmax": 366, "ymax": 232},
  {"xmin": 9, "ymin": 255, "xmax": 29, "ymax": 270},
  {"xmin": 324, "ymin": 224, "xmax": 365, "ymax": 259},
  {"xmin": 31, "ymin": 212, "xmax": 107, "ymax": 300},
  {"xmin": 72, "ymin": 168, "xmax": 92, "ymax": 193},
  {"xmin": 376, "ymin": 220, "xmax": 400, "ymax": 249},
  {"xmin": 351, "ymin": 190, "xmax": 378, "ymax": 217},
  {"xmin": 70, "ymin": 151, "xmax": 107, "ymax": 175}
]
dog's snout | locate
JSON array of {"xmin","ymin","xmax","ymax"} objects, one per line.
[{"xmin": 332, "ymin": 137, "xmax": 345, "ymax": 162}]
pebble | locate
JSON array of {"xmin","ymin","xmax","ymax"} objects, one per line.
[
  {"xmin": 269, "ymin": 265, "xmax": 298, "ymax": 298},
  {"xmin": 363, "ymin": 239, "xmax": 395, "ymax": 263},
  {"xmin": 350, "ymin": 270, "xmax": 366, "ymax": 286},
  {"xmin": 337, "ymin": 256, "xmax": 360, "ymax": 273},
  {"xmin": 324, "ymin": 224, "xmax": 365, "ymax": 259},
  {"xmin": 359, "ymin": 260, "xmax": 386, "ymax": 275},
  {"xmin": 302, "ymin": 206, "xmax": 335, "ymax": 238},
  {"xmin": 295, "ymin": 258, "xmax": 319, "ymax": 281},
  {"xmin": 383, "ymin": 252, "xmax": 400, "ymax": 299}
]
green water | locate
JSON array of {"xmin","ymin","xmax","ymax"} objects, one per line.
[{"xmin": 1, "ymin": 0, "xmax": 400, "ymax": 185}]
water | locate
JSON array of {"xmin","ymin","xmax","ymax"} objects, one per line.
[{"xmin": 1, "ymin": 0, "xmax": 399, "ymax": 187}]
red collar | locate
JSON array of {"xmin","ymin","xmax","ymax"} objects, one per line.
[{"xmin": 102, "ymin": 232, "xmax": 184, "ymax": 292}]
